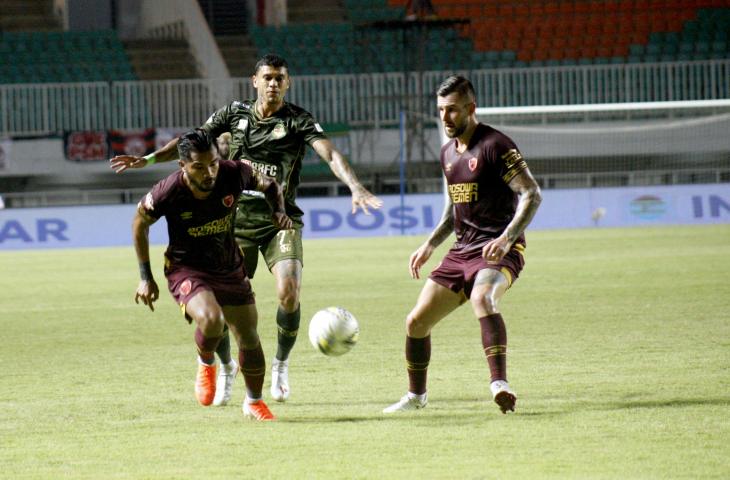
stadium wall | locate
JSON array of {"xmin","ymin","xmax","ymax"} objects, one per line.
[
  {"xmin": 1, "ymin": 126, "xmax": 727, "ymax": 189},
  {"xmin": 1, "ymin": 184, "xmax": 728, "ymax": 250}
]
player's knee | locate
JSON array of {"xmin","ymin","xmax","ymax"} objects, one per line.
[
  {"xmin": 470, "ymin": 293, "xmax": 499, "ymax": 315},
  {"xmin": 277, "ymin": 285, "xmax": 300, "ymax": 312},
  {"xmin": 405, "ymin": 312, "xmax": 429, "ymax": 337},
  {"xmin": 195, "ymin": 308, "xmax": 226, "ymax": 336},
  {"xmin": 238, "ymin": 328, "xmax": 260, "ymax": 350}
]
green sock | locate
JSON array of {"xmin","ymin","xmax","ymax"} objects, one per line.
[{"xmin": 276, "ymin": 305, "xmax": 300, "ymax": 361}]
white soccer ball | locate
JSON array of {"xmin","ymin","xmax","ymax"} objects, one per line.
[{"xmin": 308, "ymin": 307, "xmax": 359, "ymax": 356}]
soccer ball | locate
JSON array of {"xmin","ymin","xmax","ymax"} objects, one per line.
[{"xmin": 308, "ymin": 307, "xmax": 359, "ymax": 356}]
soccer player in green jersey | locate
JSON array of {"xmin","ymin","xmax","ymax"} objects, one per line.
[{"xmin": 111, "ymin": 54, "xmax": 382, "ymax": 405}]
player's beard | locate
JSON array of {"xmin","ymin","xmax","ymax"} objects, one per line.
[
  {"xmin": 444, "ymin": 121, "xmax": 467, "ymax": 138},
  {"xmin": 187, "ymin": 174, "xmax": 216, "ymax": 193}
]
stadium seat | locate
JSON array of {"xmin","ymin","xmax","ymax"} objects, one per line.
[
  {"xmin": 242, "ymin": 3, "xmax": 730, "ymax": 73},
  {"xmin": 0, "ymin": 29, "xmax": 137, "ymax": 84}
]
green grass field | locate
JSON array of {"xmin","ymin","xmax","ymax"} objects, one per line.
[{"xmin": 2, "ymin": 225, "xmax": 729, "ymax": 479}]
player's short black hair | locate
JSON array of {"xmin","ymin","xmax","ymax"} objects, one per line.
[
  {"xmin": 177, "ymin": 128, "xmax": 216, "ymax": 161},
  {"xmin": 255, "ymin": 53, "xmax": 289, "ymax": 74},
  {"xmin": 436, "ymin": 75, "xmax": 476, "ymax": 102}
]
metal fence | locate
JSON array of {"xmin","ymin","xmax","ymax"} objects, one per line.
[{"xmin": 1, "ymin": 60, "xmax": 728, "ymax": 136}]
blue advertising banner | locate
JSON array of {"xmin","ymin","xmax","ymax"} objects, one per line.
[{"xmin": 1, "ymin": 184, "xmax": 728, "ymax": 250}]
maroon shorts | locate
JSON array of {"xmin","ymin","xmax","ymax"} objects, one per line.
[
  {"xmin": 165, "ymin": 263, "xmax": 255, "ymax": 321},
  {"xmin": 429, "ymin": 243, "xmax": 525, "ymax": 299}
]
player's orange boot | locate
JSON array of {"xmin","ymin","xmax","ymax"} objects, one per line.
[
  {"xmin": 195, "ymin": 362, "xmax": 217, "ymax": 406},
  {"xmin": 242, "ymin": 398, "xmax": 276, "ymax": 421}
]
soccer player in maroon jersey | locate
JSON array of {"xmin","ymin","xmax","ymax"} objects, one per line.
[
  {"xmin": 383, "ymin": 75, "xmax": 542, "ymax": 415},
  {"xmin": 132, "ymin": 129, "xmax": 293, "ymax": 421},
  {"xmin": 113, "ymin": 54, "xmax": 382, "ymax": 406}
]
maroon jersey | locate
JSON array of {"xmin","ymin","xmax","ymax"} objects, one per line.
[
  {"xmin": 139, "ymin": 160, "xmax": 258, "ymax": 274},
  {"xmin": 441, "ymin": 123, "xmax": 528, "ymax": 249}
]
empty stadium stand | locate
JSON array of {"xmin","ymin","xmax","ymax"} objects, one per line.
[
  {"xmin": 0, "ymin": 30, "xmax": 136, "ymax": 84},
  {"xmin": 197, "ymin": 0, "xmax": 258, "ymax": 77},
  {"xmin": 123, "ymin": 38, "xmax": 198, "ymax": 80},
  {"xmin": 245, "ymin": 0, "xmax": 730, "ymax": 74}
]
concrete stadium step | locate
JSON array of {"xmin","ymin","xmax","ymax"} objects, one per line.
[
  {"xmin": 123, "ymin": 39, "xmax": 200, "ymax": 80},
  {"xmin": 215, "ymin": 34, "xmax": 259, "ymax": 78},
  {"xmin": 287, "ymin": 0, "xmax": 348, "ymax": 24}
]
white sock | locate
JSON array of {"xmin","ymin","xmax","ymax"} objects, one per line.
[
  {"xmin": 198, "ymin": 356, "xmax": 214, "ymax": 366},
  {"xmin": 407, "ymin": 392, "xmax": 426, "ymax": 401},
  {"xmin": 222, "ymin": 359, "xmax": 237, "ymax": 372}
]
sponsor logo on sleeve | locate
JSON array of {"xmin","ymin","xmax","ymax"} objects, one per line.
[
  {"xmin": 143, "ymin": 192, "xmax": 154, "ymax": 211},
  {"xmin": 237, "ymin": 119, "xmax": 249, "ymax": 132},
  {"xmin": 314, "ymin": 123, "xmax": 324, "ymax": 133}
]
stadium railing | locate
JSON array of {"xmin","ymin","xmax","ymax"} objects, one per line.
[{"xmin": 0, "ymin": 59, "xmax": 728, "ymax": 136}]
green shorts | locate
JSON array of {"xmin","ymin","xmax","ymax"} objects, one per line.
[{"xmin": 234, "ymin": 224, "xmax": 303, "ymax": 278}]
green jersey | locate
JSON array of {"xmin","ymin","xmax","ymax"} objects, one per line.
[{"xmin": 201, "ymin": 100, "xmax": 327, "ymax": 229}]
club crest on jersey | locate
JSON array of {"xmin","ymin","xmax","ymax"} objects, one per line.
[
  {"xmin": 222, "ymin": 195, "xmax": 235, "ymax": 208},
  {"xmin": 468, "ymin": 156, "xmax": 478, "ymax": 172},
  {"xmin": 445, "ymin": 162, "xmax": 453, "ymax": 173},
  {"xmin": 271, "ymin": 122, "xmax": 287, "ymax": 139},
  {"xmin": 237, "ymin": 119, "xmax": 248, "ymax": 132},
  {"xmin": 179, "ymin": 279, "xmax": 192, "ymax": 296},
  {"xmin": 180, "ymin": 211, "xmax": 193, "ymax": 220}
]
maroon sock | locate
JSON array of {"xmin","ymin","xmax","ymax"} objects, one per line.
[
  {"xmin": 479, "ymin": 314, "xmax": 507, "ymax": 382},
  {"xmin": 405, "ymin": 335, "xmax": 431, "ymax": 395},
  {"xmin": 239, "ymin": 344, "xmax": 266, "ymax": 399},
  {"xmin": 194, "ymin": 328, "xmax": 221, "ymax": 365}
]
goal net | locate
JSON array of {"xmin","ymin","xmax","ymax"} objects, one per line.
[{"xmin": 475, "ymin": 100, "xmax": 730, "ymax": 189}]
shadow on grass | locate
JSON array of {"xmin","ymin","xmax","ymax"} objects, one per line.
[
  {"xmin": 603, "ymin": 397, "xmax": 730, "ymax": 410},
  {"xmin": 269, "ymin": 396, "xmax": 730, "ymax": 423},
  {"xmin": 499, "ymin": 396, "xmax": 730, "ymax": 418}
]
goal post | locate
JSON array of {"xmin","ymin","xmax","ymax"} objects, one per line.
[{"xmin": 474, "ymin": 99, "xmax": 730, "ymax": 189}]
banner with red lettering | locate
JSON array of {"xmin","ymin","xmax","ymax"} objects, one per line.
[
  {"xmin": 63, "ymin": 131, "xmax": 109, "ymax": 162},
  {"xmin": 108, "ymin": 128, "xmax": 156, "ymax": 157}
]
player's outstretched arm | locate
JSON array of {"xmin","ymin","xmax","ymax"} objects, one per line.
[
  {"xmin": 110, "ymin": 137, "xmax": 181, "ymax": 173},
  {"xmin": 482, "ymin": 167, "xmax": 542, "ymax": 263},
  {"xmin": 132, "ymin": 208, "xmax": 160, "ymax": 311},
  {"xmin": 311, "ymin": 139, "xmax": 383, "ymax": 215}
]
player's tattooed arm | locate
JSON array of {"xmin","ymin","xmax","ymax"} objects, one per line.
[
  {"xmin": 503, "ymin": 167, "xmax": 542, "ymax": 245},
  {"xmin": 427, "ymin": 194, "xmax": 455, "ymax": 249},
  {"xmin": 311, "ymin": 138, "xmax": 383, "ymax": 215},
  {"xmin": 482, "ymin": 166, "xmax": 541, "ymax": 263},
  {"xmin": 253, "ymin": 169, "xmax": 293, "ymax": 230}
]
